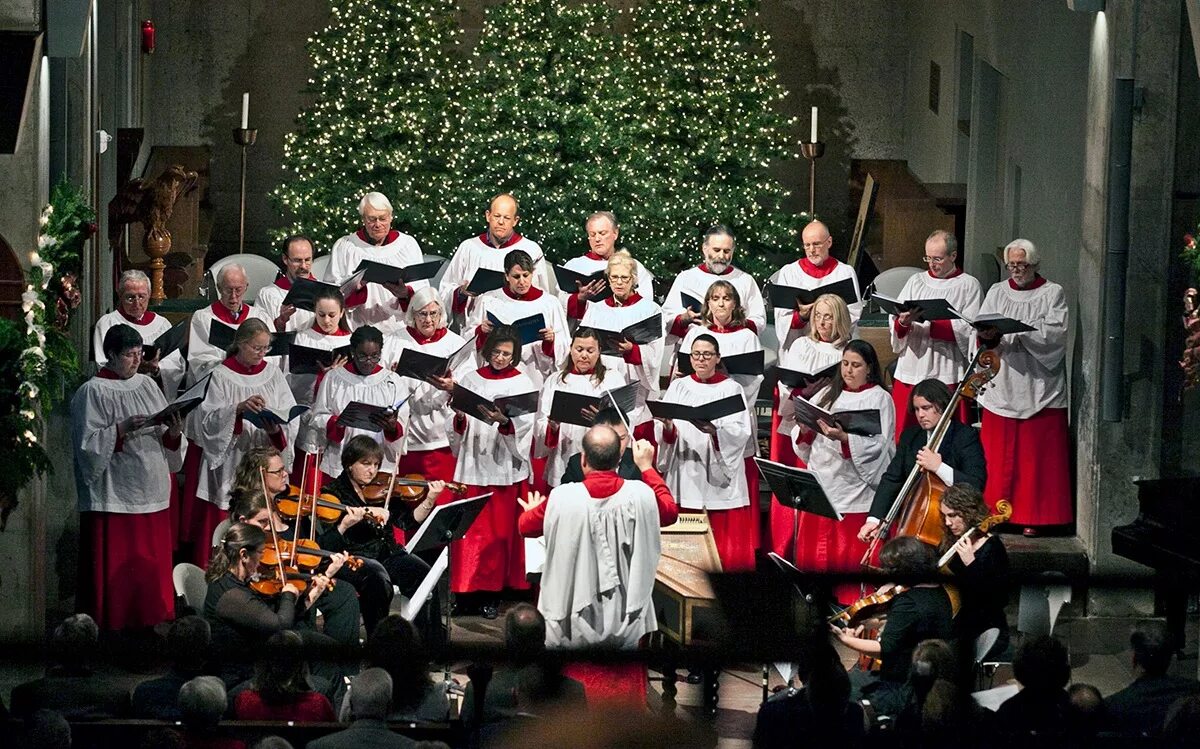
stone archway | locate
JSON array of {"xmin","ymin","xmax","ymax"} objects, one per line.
[{"xmin": 0, "ymin": 233, "xmax": 23, "ymax": 321}]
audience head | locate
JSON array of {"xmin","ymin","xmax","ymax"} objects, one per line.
[
  {"xmin": 505, "ymin": 603, "xmax": 547, "ymax": 665},
  {"xmin": 1066, "ymin": 683, "xmax": 1105, "ymax": 738},
  {"xmin": 166, "ymin": 615, "xmax": 211, "ymax": 673},
  {"xmin": 251, "ymin": 738, "xmax": 295, "ymax": 749},
  {"xmin": 366, "ymin": 615, "xmax": 434, "ymax": 710},
  {"xmin": 911, "ymin": 638, "xmax": 957, "ymax": 687},
  {"xmin": 52, "ymin": 613, "xmax": 99, "ymax": 666},
  {"xmin": 178, "ymin": 675, "xmax": 227, "ymax": 731},
  {"xmin": 1130, "ymin": 620, "xmax": 1175, "ymax": 677},
  {"xmin": 138, "ymin": 727, "xmax": 186, "ymax": 749},
  {"xmin": 1164, "ymin": 694, "xmax": 1200, "ymax": 743},
  {"xmin": 581, "ymin": 425, "xmax": 621, "ymax": 473},
  {"xmin": 1012, "ymin": 635, "xmax": 1070, "ymax": 692},
  {"xmin": 348, "ymin": 668, "xmax": 393, "ymax": 721},
  {"xmin": 16, "ymin": 709, "xmax": 71, "ymax": 749},
  {"xmin": 254, "ymin": 630, "xmax": 314, "ymax": 704}
]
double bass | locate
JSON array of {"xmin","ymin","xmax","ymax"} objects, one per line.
[{"xmin": 860, "ymin": 349, "xmax": 1001, "ymax": 567}]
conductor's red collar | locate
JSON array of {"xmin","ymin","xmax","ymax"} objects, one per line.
[{"xmin": 582, "ymin": 471, "xmax": 624, "ymax": 498}]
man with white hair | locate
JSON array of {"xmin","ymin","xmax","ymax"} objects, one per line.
[
  {"xmin": 325, "ymin": 191, "xmax": 426, "ymax": 327},
  {"xmin": 308, "ymin": 668, "xmax": 413, "ymax": 749},
  {"xmin": 93, "ymin": 269, "xmax": 186, "ymax": 395},
  {"xmin": 186, "ymin": 262, "xmax": 273, "ymax": 384},
  {"xmin": 439, "ymin": 193, "xmax": 550, "ymax": 330},
  {"xmin": 559, "ymin": 211, "xmax": 654, "ymax": 320},
  {"xmin": 770, "ymin": 219, "xmax": 863, "ymax": 350},
  {"xmin": 975, "ymin": 238, "xmax": 1071, "ymax": 536},
  {"xmin": 662, "ymin": 225, "xmax": 767, "ymax": 341}
]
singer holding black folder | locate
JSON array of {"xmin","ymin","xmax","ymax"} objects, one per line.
[
  {"xmin": 769, "ymin": 220, "xmax": 863, "ymax": 350},
  {"xmin": 285, "ymin": 288, "xmax": 351, "ymax": 405},
  {"xmin": 559, "ymin": 211, "xmax": 655, "ymax": 318},
  {"xmin": 380, "ymin": 287, "xmax": 471, "ymax": 486},
  {"xmin": 447, "ymin": 327, "xmax": 538, "ymax": 614},
  {"xmin": 181, "ymin": 319, "xmax": 298, "ymax": 567},
  {"xmin": 93, "ymin": 270, "xmax": 182, "ymax": 395},
  {"xmin": 769, "ymin": 293, "xmax": 850, "ymax": 558},
  {"xmin": 656, "ymin": 334, "xmax": 757, "ymax": 571},
  {"xmin": 71, "ymin": 324, "xmax": 182, "ymax": 630},
  {"xmin": 786, "ymin": 339, "xmax": 894, "ymax": 603},
  {"xmin": 257, "ymin": 235, "xmax": 319, "ymax": 334},
  {"xmin": 186, "ymin": 263, "xmax": 274, "ymax": 385}
]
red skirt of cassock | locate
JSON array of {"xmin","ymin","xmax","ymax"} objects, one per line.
[
  {"xmin": 450, "ymin": 481, "xmax": 530, "ymax": 594},
  {"xmin": 794, "ymin": 510, "xmax": 869, "ymax": 605},
  {"xmin": 393, "ymin": 447, "xmax": 458, "ymax": 545},
  {"xmin": 980, "ymin": 407, "xmax": 1072, "ymax": 527},
  {"xmin": 768, "ymin": 397, "xmax": 806, "ymax": 558},
  {"xmin": 180, "ymin": 443, "xmax": 230, "ymax": 568},
  {"xmin": 78, "ymin": 507, "xmax": 175, "ymax": 630},
  {"xmin": 891, "ymin": 378, "xmax": 970, "ymax": 442}
]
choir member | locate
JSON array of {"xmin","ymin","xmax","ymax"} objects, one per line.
[
  {"xmin": 889, "ymin": 230, "xmax": 982, "ymax": 438},
  {"xmin": 187, "ymin": 263, "xmax": 273, "ymax": 385},
  {"xmin": 770, "ymin": 220, "xmax": 863, "ymax": 350},
  {"xmin": 560, "ymin": 211, "xmax": 654, "ymax": 319},
  {"xmin": 467, "ymin": 248, "xmax": 569, "ymax": 391},
  {"xmin": 655, "ymin": 334, "xmax": 757, "ymax": 571},
  {"xmin": 256, "ymin": 235, "xmax": 318, "ymax": 333},
  {"xmin": 937, "ymin": 483, "xmax": 1011, "ymax": 660},
  {"xmin": 560, "ymin": 408, "xmax": 642, "ymax": 483},
  {"xmin": 380, "ymin": 287, "xmax": 471, "ymax": 484},
  {"xmin": 439, "ymin": 193, "xmax": 550, "ymax": 330},
  {"xmin": 71, "ymin": 323, "xmax": 182, "ymax": 630},
  {"xmin": 535, "ymin": 327, "xmax": 627, "ymax": 488},
  {"xmin": 310, "ymin": 325, "xmax": 413, "ymax": 480},
  {"xmin": 975, "ymin": 238, "xmax": 1071, "ymax": 535},
  {"xmin": 579, "ymin": 251, "xmax": 663, "ymax": 439},
  {"xmin": 93, "ymin": 270, "xmax": 184, "ymax": 396},
  {"xmin": 447, "ymin": 326, "xmax": 538, "ymax": 616},
  {"xmin": 769, "ymin": 293, "xmax": 850, "ymax": 558},
  {"xmin": 662, "ymin": 225, "xmax": 767, "ymax": 340},
  {"xmin": 830, "ymin": 536, "xmax": 954, "ymax": 717},
  {"xmin": 285, "ymin": 287, "xmax": 351, "ymax": 405},
  {"xmin": 323, "ymin": 192, "xmax": 425, "ymax": 327},
  {"xmin": 225, "ymin": 447, "xmax": 363, "ymax": 645},
  {"xmin": 181, "ymin": 318, "xmax": 298, "ymax": 567},
  {"xmin": 858, "ymin": 379, "xmax": 987, "ymax": 545},
  {"xmin": 787, "ymin": 339, "xmax": 894, "ymax": 602}
]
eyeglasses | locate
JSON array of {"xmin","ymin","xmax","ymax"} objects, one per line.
[
  {"xmin": 1006, "ymin": 262, "xmax": 1031, "ymax": 271},
  {"xmin": 246, "ymin": 343, "xmax": 271, "ymax": 354},
  {"xmin": 689, "ymin": 351, "xmax": 717, "ymax": 360},
  {"xmin": 265, "ymin": 467, "xmax": 288, "ymax": 476},
  {"xmin": 363, "ymin": 216, "xmax": 391, "ymax": 225},
  {"xmin": 922, "ymin": 255, "xmax": 951, "ymax": 263},
  {"xmin": 122, "ymin": 293, "xmax": 149, "ymax": 302},
  {"xmin": 353, "ymin": 352, "xmax": 381, "ymax": 363},
  {"xmin": 222, "ymin": 285, "xmax": 248, "ymax": 295},
  {"xmin": 607, "ymin": 274, "xmax": 633, "ymax": 282},
  {"xmin": 414, "ymin": 310, "xmax": 441, "ymax": 319},
  {"xmin": 489, "ymin": 349, "xmax": 515, "ymax": 359}
]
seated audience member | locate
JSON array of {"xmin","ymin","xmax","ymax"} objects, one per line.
[
  {"xmin": 232, "ymin": 630, "xmax": 335, "ymax": 721},
  {"xmin": 1066, "ymin": 683, "xmax": 1106, "ymax": 741},
  {"xmin": 309, "ymin": 668, "xmax": 415, "ymax": 749},
  {"xmin": 132, "ymin": 615, "xmax": 213, "ymax": 720},
  {"xmin": 1105, "ymin": 621, "xmax": 1200, "ymax": 736},
  {"xmin": 995, "ymin": 635, "xmax": 1072, "ymax": 738},
  {"xmin": 893, "ymin": 638, "xmax": 959, "ymax": 735},
  {"xmin": 462, "ymin": 603, "xmax": 585, "ymax": 736},
  {"xmin": 13, "ymin": 709, "xmax": 71, "ymax": 749},
  {"xmin": 352, "ymin": 615, "xmax": 449, "ymax": 723},
  {"xmin": 178, "ymin": 675, "xmax": 246, "ymax": 749},
  {"xmin": 250, "ymin": 738, "xmax": 294, "ymax": 749},
  {"xmin": 9, "ymin": 613, "xmax": 130, "ymax": 720},
  {"xmin": 753, "ymin": 637, "xmax": 866, "ymax": 748},
  {"xmin": 1164, "ymin": 694, "xmax": 1200, "ymax": 746}
]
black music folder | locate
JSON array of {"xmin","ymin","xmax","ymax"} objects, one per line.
[
  {"xmin": 287, "ymin": 342, "xmax": 351, "ymax": 375},
  {"xmin": 949, "ymin": 306, "xmax": 1036, "ymax": 335},
  {"xmin": 451, "ymin": 383, "xmax": 539, "ymax": 422},
  {"xmin": 392, "ymin": 339, "xmax": 473, "ymax": 382},
  {"xmin": 281, "ymin": 271, "xmax": 367, "ymax": 311},
  {"xmin": 680, "ymin": 292, "xmax": 703, "ymax": 314},
  {"xmin": 548, "ymin": 382, "xmax": 639, "ymax": 427},
  {"xmin": 353, "ymin": 256, "xmax": 446, "ymax": 286},
  {"xmin": 241, "ymin": 404, "xmax": 309, "ymax": 430},
  {"xmin": 773, "ymin": 361, "xmax": 840, "ymax": 390},
  {"xmin": 791, "ymin": 395, "xmax": 881, "ymax": 437},
  {"xmin": 207, "ymin": 321, "xmax": 293, "ymax": 357},
  {"xmin": 144, "ymin": 374, "xmax": 210, "ymax": 427},
  {"xmin": 142, "ymin": 319, "xmax": 189, "ymax": 360},
  {"xmin": 486, "ymin": 311, "xmax": 546, "ymax": 346},
  {"xmin": 645, "ymin": 393, "xmax": 746, "ymax": 424},
  {"xmin": 553, "ymin": 265, "xmax": 612, "ymax": 301},
  {"xmin": 465, "ymin": 268, "xmax": 506, "ymax": 296},
  {"xmin": 755, "ymin": 458, "xmax": 842, "ymax": 521},
  {"xmin": 766, "ymin": 277, "xmax": 858, "ymax": 309},
  {"xmin": 337, "ymin": 395, "xmax": 410, "ymax": 432},
  {"xmin": 676, "ymin": 349, "xmax": 764, "ymax": 377},
  {"xmin": 592, "ymin": 313, "xmax": 663, "ymax": 355},
  {"xmin": 871, "ymin": 293, "xmax": 958, "ymax": 321}
]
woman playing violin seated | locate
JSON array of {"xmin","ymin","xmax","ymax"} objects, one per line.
[{"xmin": 829, "ymin": 536, "xmax": 954, "ymax": 718}]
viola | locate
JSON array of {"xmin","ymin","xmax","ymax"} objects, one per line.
[
  {"xmin": 262, "ymin": 538, "xmax": 364, "ymax": 571},
  {"xmin": 363, "ymin": 472, "xmax": 467, "ymax": 506},
  {"xmin": 248, "ymin": 566, "xmax": 335, "ymax": 596},
  {"xmin": 937, "ymin": 499, "xmax": 1013, "ymax": 569},
  {"xmin": 830, "ymin": 584, "xmax": 911, "ymax": 672},
  {"xmin": 274, "ymin": 485, "xmax": 354, "ymax": 524}
]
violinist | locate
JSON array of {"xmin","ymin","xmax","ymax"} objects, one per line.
[
  {"xmin": 829, "ymin": 536, "xmax": 954, "ymax": 718},
  {"xmin": 226, "ymin": 447, "xmax": 364, "ymax": 643},
  {"xmin": 319, "ymin": 435, "xmax": 444, "ymax": 642},
  {"xmin": 938, "ymin": 484, "xmax": 1011, "ymax": 660},
  {"xmin": 858, "ymin": 379, "xmax": 986, "ymax": 544}
]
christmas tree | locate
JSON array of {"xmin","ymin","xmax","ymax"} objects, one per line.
[
  {"xmin": 618, "ymin": 0, "xmax": 801, "ymax": 279},
  {"xmin": 271, "ymin": 0, "xmax": 469, "ymax": 252}
]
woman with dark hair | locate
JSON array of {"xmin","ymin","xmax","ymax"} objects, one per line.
[
  {"xmin": 285, "ymin": 287, "xmax": 351, "ymax": 405},
  {"xmin": 938, "ymin": 483, "xmax": 1010, "ymax": 659},
  {"xmin": 656, "ymin": 333, "xmax": 756, "ymax": 570},
  {"xmin": 70, "ymin": 323, "xmax": 183, "ymax": 630},
  {"xmin": 468, "ymin": 248, "xmax": 569, "ymax": 391},
  {"xmin": 830, "ymin": 536, "xmax": 954, "ymax": 718},
  {"xmin": 182, "ymin": 317, "xmax": 298, "ymax": 566},
  {"xmin": 354, "ymin": 615, "xmax": 449, "ymax": 722},
  {"xmin": 232, "ymin": 630, "xmax": 335, "ymax": 721},
  {"xmin": 448, "ymin": 326, "xmax": 538, "ymax": 615},
  {"xmin": 787, "ymin": 339, "xmax": 895, "ymax": 601},
  {"xmin": 310, "ymin": 324, "xmax": 413, "ymax": 482}
]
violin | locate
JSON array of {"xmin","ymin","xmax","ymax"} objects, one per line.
[
  {"xmin": 830, "ymin": 584, "xmax": 910, "ymax": 672},
  {"xmin": 363, "ymin": 472, "xmax": 467, "ymax": 506},
  {"xmin": 274, "ymin": 485, "xmax": 351, "ymax": 524},
  {"xmin": 248, "ymin": 566, "xmax": 335, "ymax": 597},
  {"xmin": 262, "ymin": 538, "xmax": 364, "ymax": 571}
]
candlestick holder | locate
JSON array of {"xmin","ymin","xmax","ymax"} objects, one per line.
[
  {"xmin": 800, "ymin": 141, "xmax": 826, "ymax": 216},
  {"xmin": 233, "ymin": 128, "xmax": 257, "ymax": 253}
]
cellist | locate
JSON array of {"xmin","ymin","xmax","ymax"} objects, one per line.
[{"xmin": 857, "ymin": 379, "xmax": 986, "ymax": 545}]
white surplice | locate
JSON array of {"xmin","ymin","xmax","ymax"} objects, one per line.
[
  {"xmin": 380, "ymin": 324, "xmax": 474, "ymax": 452},
  {"xmin": 535, "ymin": 368, "xmax": 628, "ymax": 487},
  {"xmin": 466, "ymin": 287, "xmax": 570, "ymax": 392},
  {"xmin": 446, "ymin": 367, "xmax": 537, "ymax": 486},
  {"xmin": 769, "ymin": 258, "xmax": 863, "ymax": 350},
  {"xmin": 579, "ymin": 294, "xmax": 664, "ymax": 427},
  {"xmin": 310, "ymin": 363, "xmax": 414, "ymax": 477},
  {"xmin": 890, "ymin": 269, "xmax": 983, "ymax": 386}
]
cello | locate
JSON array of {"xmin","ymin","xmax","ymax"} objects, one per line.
[{"xmin": 860, "ymin": 349, "xmax": 1001, "ymax": 567}]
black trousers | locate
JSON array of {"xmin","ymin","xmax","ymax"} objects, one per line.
[{"xmin": 335, "ymin": 550, "xmax": 437, "ymax": 641}]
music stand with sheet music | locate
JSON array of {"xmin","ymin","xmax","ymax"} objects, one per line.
[
  {"xmin": 401, "ymin": 493, "xmax": 492, "ymax": 654},
  {"xmin": 754, "ymin": 458, "xmax": 841, "ymax": 568}
]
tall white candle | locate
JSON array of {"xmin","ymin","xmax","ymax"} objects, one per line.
[
  {"xmin": 241, "ymin": 92, "xmax": 250, "ymax": 130},
  {"xmin": 811, "ymin": 106, "xmax": 818, "ymax": 143}
]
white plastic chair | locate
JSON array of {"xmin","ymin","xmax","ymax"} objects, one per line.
[
  {"xmin": 172, "ymin": 563, "xmax": 208, "ymax": 611},
  {"xmin": 871, "ymin": 266, "xmax": 923, "ymax": 299},
  {"xmin": 310, "ymin": 254, "xmax": 332, "ymax": 282},
  {"xmin": 208, "ymin": 253, "xmax": 281, "ymax": 304},
  {"xmin": 210, "ymin": 518, "xmax": 232, "ymax": 551}
]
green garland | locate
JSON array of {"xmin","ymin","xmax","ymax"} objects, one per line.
[{"xmin": 0, "ymin": 179, "xmax": 91, "ymax": 529}]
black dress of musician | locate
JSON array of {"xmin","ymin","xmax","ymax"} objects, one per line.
[
  {"xmin": 940, "ymin": 484, "xmax": 1011, "ymax": 660},
  {"xmin": 859, "ymin": 378, "xmax": 986, "ymax": 542}
]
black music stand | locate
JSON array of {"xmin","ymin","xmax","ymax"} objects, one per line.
[{"xmin": 754, "ymin": 458, "xmax": 841, "ymax": 567}]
